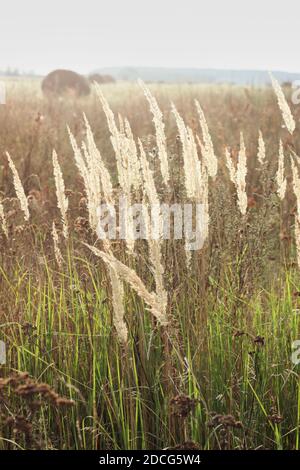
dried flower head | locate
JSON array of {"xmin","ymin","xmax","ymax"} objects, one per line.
[
  {"xmin": 269, "ymin": 72, "xmax": 295, "ymax": 134},
  {"xmin": 0, "ymin": 199, "xmax": 8, "ymax": 238},
  {"xmin": 52, "ymin": 149, "xmax": 69, "ymax": 239},
  {"xmin": 276, "ymin": 140, "xmax": 287, "ymax": 200},
  {"xmin": 6, "ymin": 152, "xmax": 30, "ymax": 221},
  {"xmin": 195, "ymin": 100, "xmax": 218, "ymax": 177},
  {"xmin": 257, "ymin": 130, "xmax": 266, "ymax": 165},
  {"xmin": 85, "ymin": 244, "xmax": 168, "ymax": 325},
  {"xmin": 138, "ymin": 79, "xmax": 170, "ymax": 186}
]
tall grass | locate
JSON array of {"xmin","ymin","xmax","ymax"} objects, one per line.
[{"xmin": 0, "ymin": 79, "xmax": 300, "ymax": 450}]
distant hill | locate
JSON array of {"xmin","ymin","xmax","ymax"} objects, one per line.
[{"xmin": 90, "ymin": 67, "xmax": 300, "ymax": 85}]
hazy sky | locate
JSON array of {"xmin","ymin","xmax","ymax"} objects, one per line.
[{"xmin": 0, "ymin": 0, "xmax": 299, "ymax": 74}]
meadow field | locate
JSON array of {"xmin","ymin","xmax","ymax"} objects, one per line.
[{"xmin": 0, "ymin": 77, "xmax": 300, "ymax": 450}]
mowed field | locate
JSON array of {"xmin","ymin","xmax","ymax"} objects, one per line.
[{"xmin": 0, "ymin": 77, "xmax": 300, "ymax": 450}]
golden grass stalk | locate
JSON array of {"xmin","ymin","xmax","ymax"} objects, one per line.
[
  {"xmin": 195, "ymin": 100, "xmax": 218, "ymax": 178},
  {"xmin": 139, "ymin": 138, "xmax": 161, "ymax": 244},
  {"xmin": 70, "ymin": 113, "xmax": 130, "ymax": 341},
  {"xmin": 225, "ymin": 147, "xmax": 236, "ymax": 184},
  {"xmin": 120, "ymin": 195, "xmax": 135, "ymax": 255},
  {"xmin": 139, "ymin": 141, "xmax": 168, "ymax": 307},
  {"xmin": 276, "ymin": 140, "xmax": 287, "ymax": 200},
  {"xmin": 291, "ymin": 154, "xmax": 300, "ymax": 217},
  {"xmin": 142, "ymin": 199, "xmax": 168, "ymax": 311},
  {"xmin": 138, "ymin": 79, "xmax": 169, "ymax": 186},
  {"xmin": 183, "ymin": 161, "xmax": 209, "ymax": 266},
  {"xmin": 81, "ymin": 141, "xmax": 102, "ymax": 211},
  {"xmin": 295, "ymin": 218, "xmax": 300, "ymax": 269},
  {"xmin": 257, "ymin": 130, "xmax": 266, "ymax": 165},
  {"xmin": 68, "ymin": 126, "xmax": 90, "ymax": 186},
  {"xmin": 108, "ymin": 265, "xmax": 128, "ymax": 344},
  {"xmin": 68, "ymin": 127, "xmax": 99, "ymax": 230},
  {"xmin": 52, "ymin": 222, "xmax": 63, "ymax": 268},
  {"xmin": 172, "ymin": 106, "xmax": 209, "ymax": 266},
  {"xmin": 118, "ymin": 113, "xmax": 125, "ymax": 134},
  {"xmin": 94, "ymin": 84, "xmax": 130, "ymax": 194},
  {"xmin": 6, "ymin": 152, "xmax": 30, "ymax": 221},
  {"xmin": 52, "ymin": 150, "xmax": 69, "ymax": 239},
  {"xmin": 236, "ymin": 133, "xmax": 248, "ymax": 215},
  {"xmin": 138, "ymin": 139, "xmax": 160, "ymax": 208},
  {"xmin": 124, "ymin": 117, "xmax": 142, "ymax": 191},
  {"xmin": 0, "ymin": 199, "xmax": 8, "ymax": 238},
  {"xmin": 172, "ymin": 104, "xmax": 202, "ymax": 200},
  {"xmin": 290, "ymin": 154, "xmax": 300, "ymax": 268},
  {"xmin": 84, "ymin": 117, "xmax": 129, "ymax": 340},
  {"xmin": 85, "ymin": 244, "xmax": 168, "ymax": 325},
  {"xmin": 201, "ymin": 165, "xmax": 209, "ymax": 243},
  {"xmin": 83, "ymin": 114, "xmax": 114, "ymax": 203},
  {"xmin": 269, "ymin": 72, "xmax": 295, "ymax": 135},
  {"xmin": 94, "ymin": 86, "xmax": 141, "ymax": 253},
  {"xmin": 225, "ymin": 134, "xmax": 248, "ymax": 215}
]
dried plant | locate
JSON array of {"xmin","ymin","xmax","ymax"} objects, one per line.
[
  {"xmin": 290, "ymin": 154, "xmax": 300, "ymax": 267},
  {"xmin": 68, "ymin": 127, "xmax": 99, "ymax": 230},
  {"xmin": 83, "ymin": 114, "xmax": 114, "ymax": 202},
  {"xmin": 225, "ymin": 134, "xmax": 248, "ymax": 215},
  {"xmin": 0, "ymin": 199, "xmax": 8, "ymax": 237},
  {"xmin": 94, "ymin": 83, "xmax": 132, "ymax": 194},
  {"xmin": 257, "ymin": 130, "xmax": 266, "ymax": 165},
  {"xmin": 2, "ymin": 79, "xmax": 300, "ymax": 450},
  {"xmin": 94, "ymin": 86, "xmax": 143, "ymax": 253},
  {"xmin": 52, "ymin": 221, "xmax": 63, "ymax": 268},
  {"xmin": 172, "ymin": 106, "xmax": 209, "ymax": 265},
  {"xmin": 108, "ymin": 265, "xmax": 128, "ymax": 344},
  {"xmin": 295, "ymin": 218, "xmax": 300, "ymax": 269},
  {"xmin": 195, "ymin": 100, "xmax": 218, "ymax": 177},
  {"xmin": 138, "ymin": 79, "xmax": 169, "ymax": 186},
  {"xmin": 276, "ymin": 140, "xmax": 287, "ymax": 200},
  {"xmin": 291, "ymin": 154, "xmax": 300, "ymax": 217},
  {"xmin": 201, "ymin": 165, "xmax": 209, "ymax": 243},
  {"xmin": 124, "ymin": 117, "xmax": 141, "ymax": 191},
  {"xmin": 172, "ymin": 105, "xmax": 203, "ymax": 201},
  {"xmin": 6, "ymin": 152, "xmax": 30, "ymax": 221},
  {"xmin": 52, "ymin": 150, "xmax": 69, "ymax": 239},
  {"xmin": 225, "ymin": 147, "xmax": 236, "ymax": 184},
  {"xmin": 142, "ymin": 199, "xmax": 168, "ymax": 314},
  {"xmin": 236, "ymin": 133, "xmax": 248, "ymax": 215},
  {"xmin": 139, "ymin": 139, "xmax": 160, "ymax": 208},
  {"xmin": 85, "ymin": 244, "xmax": 168, "ymax": 325},
  {"xmin": 269, "ymin": 72, "xmax": 295, "ymax": 135}
]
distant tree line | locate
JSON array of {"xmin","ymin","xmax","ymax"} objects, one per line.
[
  {"xmin": 0, "ymin": 68, "xmax": 37, "ymax": 77},
  {"xmin": 0, "ymin": 68, "xmax": 21, "ymax": 76},
  {"xmin": 88, "ymin": 73, "xmax": 115, "ymax": 84},
  {"xmin": 0, "ymin": 68, "xmax": 116, "ymax": 83}
]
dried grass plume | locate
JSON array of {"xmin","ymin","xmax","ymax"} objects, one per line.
[{"xmin": 6, "ymin": 152, "xmax": 30, "ymax": 221}]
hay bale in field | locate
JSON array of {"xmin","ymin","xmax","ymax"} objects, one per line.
[
  {"xmin": 42, "ymin": 69, "xmax": 91, "ymax": 97},
  {"xmin": 88, "ymin": 73, "xmax": 116, "ymax": 84}
]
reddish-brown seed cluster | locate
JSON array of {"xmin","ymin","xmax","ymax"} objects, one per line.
[
  {"xmin": 0, "ymin": 371, "xmax": 74, "ymax": 407},
  {"xmin": 170, "ymin": 394, "xmax": 199, "ymax": 418},
  {"xmin": 170, "ymin": 441, "xmax": 200, "ymax": 450},
  {"xmin": 207, "ymin": 413, "xmax": 243, "ymax": 429}
]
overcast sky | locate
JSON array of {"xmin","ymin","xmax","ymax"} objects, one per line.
[{"xmin": 0, "ymin": 0, "xmax": 299, "ymax": 75}]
